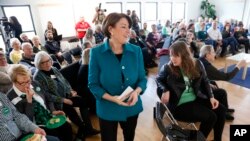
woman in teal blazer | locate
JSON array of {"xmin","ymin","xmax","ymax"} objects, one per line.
[{"xmin": 88, "ymin": 13, "xmax": 147, "ymax": 141}]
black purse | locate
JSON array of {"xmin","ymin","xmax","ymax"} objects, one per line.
[{"xmin": 166, "ymin": 124, "xmax": 204, "ymax": 141}]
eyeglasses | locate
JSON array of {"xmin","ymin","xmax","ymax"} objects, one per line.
[
  {"xmin": 15, "ymin": 80, "xmax": 31, "ymax": 86},
  {"xmin": 40, "ymin": 59, "xmax": 52, "ymax": 65}
]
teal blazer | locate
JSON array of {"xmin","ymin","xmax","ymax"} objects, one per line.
[{"xmin": 88, "ymin": 40, "xmax": 147, "ymax": 121}]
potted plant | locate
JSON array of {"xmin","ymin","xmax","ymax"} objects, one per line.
[{"xmin": 200, "ymin": 0, "xmax": 216, "ymax": 18}]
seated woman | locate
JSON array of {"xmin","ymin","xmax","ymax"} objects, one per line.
[
  {"xmin": 7, "ymin": 64, "xmax": 73, "ymax": 141},
  {"xmin": 146, "ymin": 24, "xmax": 163, "ymax": 55},
  {"xmin": 222, "ymin": 22, "xmax": 239, "ymax": 55},
  {"xmin": 156, "ymin": 41, "xmax": 226, "ymax": 141},
  {"xmin": 0, "ymin": 92, "xmax": 59, "ymax": 141},
  {"xmin": 9, "ymin": 38, "xmax": 23, "ymax": 64},
  {"xmin": 33, "ymin": 51, "xmax": 99, "ymax": 140},
  {"xmin": 234, "ymin": 21, "xmax": 249, "ymax": 53},
  {"xmin": 32, "ymin": 35, "xmax": 47, "ymax": 53},
  {"xmin": 199, "ymin": 45, "xmax": 246, "ymax": 81}
]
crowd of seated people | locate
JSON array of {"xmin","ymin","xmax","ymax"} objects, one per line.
[{"xmin": 0, "ymin": 12, "xmax": 249, "ymax": 141}]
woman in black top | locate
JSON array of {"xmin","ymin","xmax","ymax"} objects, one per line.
[
  {"xmin": 9, "ymin": 16, "xmax": 22, "ymax": 42},
  {"xmin": 157, "ymin": 41, "xmax": 226, "ymax": 141}
]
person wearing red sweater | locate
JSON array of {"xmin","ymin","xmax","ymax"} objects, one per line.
[{"xmin": 75, "ymin": 16, "xmax": 91, "ymax": 45}]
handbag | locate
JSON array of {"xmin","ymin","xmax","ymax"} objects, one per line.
[{"xmin": 166, "ymin": 124, "xmax": 204, "ymax": 141}]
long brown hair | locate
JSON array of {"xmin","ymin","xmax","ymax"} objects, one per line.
[{"xmin": 169, "ymin": 41, "xmax": 199, "ymax": 79}]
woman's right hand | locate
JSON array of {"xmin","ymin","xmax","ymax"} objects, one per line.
[
  {"xmin": 113, "ymin": 96, "xmax": 129, "ymax": 106},
  {"xmin": 161, "ymin": 91, "xmax": 170, "ymax": 104},
  {"xmin": 63, "ymin": 98, "xmax": 73, "ymax": 105}
]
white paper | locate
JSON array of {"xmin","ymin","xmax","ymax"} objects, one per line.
[{"xmin": 117, "ymin": 86, "xmax": 134, "ymax": 101}]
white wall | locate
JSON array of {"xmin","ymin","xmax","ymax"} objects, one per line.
[
  {"xmin": 242, "ymin": 0, "xmax": 250, "ymax": 29},
  {"xmin": 210, "ymin": 0, "xmax": 245, "ymax": 23},
  {"xmin": 0, "ymin": 0, "xmax": 248, "ymax": 44}
]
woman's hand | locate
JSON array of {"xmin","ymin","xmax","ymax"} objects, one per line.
[
  {"xmin": 113, "ymin": 96, "xmax": 129, "ymax": 106},
  {"xmin": 34, "ymin": 127, "xmax": 46, "ymax": 136},
  {"xmin": 63, "ymin": 98, "xmax": 73, "ymax": 105},
  {"xmin": 210, "ymin": 97, "xmax": 219, "ymax": 109},
  {"xmin": 71, "ymin": 90, "xmax": 78, "ymax": 97},
  {"xmin": 126, "ymin": 91, "xmax": 139, "ymax": 106},
  {"xmin": 161, "ymin": 91, "xmax": 170, "ymax": 104},
  {"xmin": 52, "ymin": 110, "xmax": 65, "ymax": 116},
  {"xmin": 25, "ymin": 88, "xmax": 34, "ymax": 103}
]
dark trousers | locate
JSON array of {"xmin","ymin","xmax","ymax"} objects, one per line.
[
  {"xmin": 63, "ymin": 96, "xmax": 92, "ymax": 136},
  {"xmin": 99, "ymin": 115, "xmax": 139, "ymax": 141},
  {"xmin": 213, "ymin": 88, "xmax": 229, "ymax": 109},
  {"xmin": 42, "ymin": 122, "xmax": 73, "ymax": 141},
  {"xmin": 237, "ymin": 38, "xmax": 249, "ymax": 53},
  {"xmin": 173, "ymin": 98, "xmax": 226, "ymax": 141}
]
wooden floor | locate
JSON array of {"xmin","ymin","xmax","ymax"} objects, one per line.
[{"xmin": 86, "ymin": 57, "xmax": 250, "ymax": 141}]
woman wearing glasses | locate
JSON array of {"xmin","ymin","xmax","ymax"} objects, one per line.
[
  {"xmin": 33, "ymin": 51, "xmax": 99, "ymax": 140},
  {"xmin": 7, "ymin": 64, "xmax": 72, "ymax": 141}
]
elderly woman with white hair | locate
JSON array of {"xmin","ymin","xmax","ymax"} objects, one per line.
[
  {"xmin": 33, "ymin": 51, "xmax": 99, "ymax": 140},
  {"xmin": 9, "ymin": 38, "xmax": 23, "ymax": 64},
  {"xmin": 32, "ymin": 35, "xmax": 47, "ymax": 53},
  {"xmin": 199, "ymin": 45, "xmax": 246, "ymax": 81}
]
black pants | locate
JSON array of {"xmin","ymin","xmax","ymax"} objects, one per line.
[
  {"xmin": 42, "ymin": 122, "xmax": 73, "ymax": 141},
  {"xmin": 213, "ymin": 88, "xmax": 229, "ymax": 109},
  {"xmin": 99, "ymin": 115, "xmax": 139, "ymax": 141},
  {"xmin": 237, "ymin": 38, "xmax": 249, "ymax": 53},
  {"xmin": 210, "ymin": 81, "xmax": 229, "ymax": 109},
  {"xmin": 173, "ymin": 98, "xmax": 226, "ymax": 141},
  {"xmin": 63, "ymin": 96, "xmax": 93, "ymax": 136}
]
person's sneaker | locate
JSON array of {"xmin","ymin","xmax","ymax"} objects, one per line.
[
  {"xmin": 227, "ymin": 108, "xmax": 235, "ymax": 113},
  {"xmin": 225, "ymin": 113, "xmax": 234, "ymax": 121}
]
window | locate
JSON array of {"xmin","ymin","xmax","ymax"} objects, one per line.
[
  {"xmin": 144, "ymin": 2, "xmax": 157, "ymax": 30},
  {"xmin": 159, "ymin": 2, "xmax": 172, "ymax": 25},
  {"xmin": 145, "ymin": 2, "xmax": 157, "ymax": 21},
  {"xmin": 105, "ymin": 2, "xmax": 122, "ymax": 15},
  {"xmin": 126, "ymin": 2, "xmax": 141, "ymax": 20},
  {"xmin": 0, "ymin": 5, "xmax": 36, "ymax": 52},
  {"xmin": 172, "ymin": 3, "xmax": 185, "ymax": 23}
]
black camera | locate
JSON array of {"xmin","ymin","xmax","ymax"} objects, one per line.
[
  {"xmin": 0, "ymin": 17, "xmax": 8, "ymax": 25},
  {"xmin": 97, "ymin": 3, "xmax": 106, "ymax": 12},
  {"xmin": 0, "ymin": 17, "xmax": 11, "ymax": 33}
]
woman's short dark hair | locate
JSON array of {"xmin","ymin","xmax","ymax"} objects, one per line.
[{"xmin": 102, "ymin": 12, "xmax": 132, "ymax": 38}]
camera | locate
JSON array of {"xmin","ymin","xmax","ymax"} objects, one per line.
[
  {"xmin": 0, "ymin": 17, "xmax": 11, "ymax": 33},
  {"xmin": 97, "ymin": 3, "xmax": 107, "ymax": 12},
  {"xmin": 0, "ymin": 17, "xmax": 8, "ymax": 26}
]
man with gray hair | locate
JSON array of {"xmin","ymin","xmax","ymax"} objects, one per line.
[
  {"xmin": 199, "ymin": 45, "xmax": 247, "ymax": 120},
  {"xmin": 19, "ymin": 42, "xmax": 36, "ymax": 74},
  {"xmin": 199, "ymin": 45, "xmax": 246, "ymax": 81}
]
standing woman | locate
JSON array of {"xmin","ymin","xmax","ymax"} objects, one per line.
[
  {"xmin": 44, "ymin": 21, "xmax": 58, "ymax": 41},
  {"xmin": 88, "ymin": 13, "xmax": 147, "ymax": 141},
  {"xmin": 9, "ymin": 16, "xmax": 22, "ymax": 42},
  {"xmin": 156, "ymin": 41, "xmax": 226, "ymax": 141}
]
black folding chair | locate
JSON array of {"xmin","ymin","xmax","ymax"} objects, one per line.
[{"xmin": 155, "ymin": 102, "xmax": 206, "ymax": 141}]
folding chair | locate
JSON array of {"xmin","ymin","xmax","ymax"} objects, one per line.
[{"xmin": 155, "ymin": 102, "xmax": 206, "ymax": 141}]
